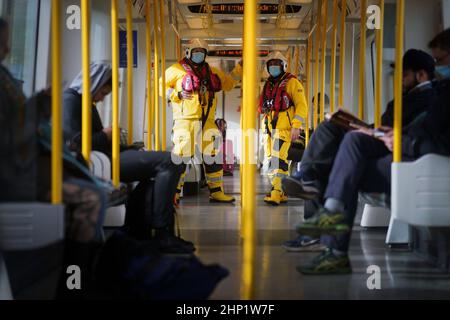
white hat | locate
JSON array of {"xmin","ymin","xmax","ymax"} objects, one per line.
[
  {"xmin": 266, "ymin": 51, "xmax": 288, "ymax": 72},
  {"xmin": 185, "ymin": 38, "xmax": 209, "ymax": 59}
]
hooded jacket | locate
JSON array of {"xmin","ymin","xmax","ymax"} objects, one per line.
[
  {"xmin": 402, "ymin": 78, "xmax": 450, "ymax": 158},
  {"xmin": 63, "ymin": 62, "xmax": 112, "ymax": 155}
]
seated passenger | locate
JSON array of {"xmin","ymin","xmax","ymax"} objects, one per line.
[
  {"xmin": 281, "ymin": 49, "xmax": 436, "ymax": 252},
  {"xmin": 0, "ymin": 17, "xmax": 107, "ymax": 299},
  {"xmin": 63, "ymin": 62, "xmax": 193, "ymax": 254},
  {"xmin": 295, "ymin": 28, "xmax": 450, "ymax": 274}
]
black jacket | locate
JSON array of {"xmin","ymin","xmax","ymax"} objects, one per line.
[
  {"xmin": 381, "ymin": 82, "xmax": 435, "ymax": 128},
  {"xmin": 63, "ymin": 88, "xmax": 111, "ymax": 155},
  {"xmin": 402, "ymin": 79, "xmax": 450, "ymax": 158}
]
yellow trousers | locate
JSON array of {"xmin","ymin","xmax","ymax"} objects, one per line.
[{"xmin": 172, "ymin": 118, "xmax": 225, "ymax": 195}]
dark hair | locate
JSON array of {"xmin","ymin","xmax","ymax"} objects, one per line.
[
  {"xmin": 0, "ymin": 17, "xmax": 8, "ymax": 32},
  {"xmin": 428, "ymin": 28, "xmax": 450, "ymax": 53}
]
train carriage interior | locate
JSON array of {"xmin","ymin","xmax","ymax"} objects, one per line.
[{"xmin": 1, "ymin": 0, "xmax": 450, "ymax": 302}]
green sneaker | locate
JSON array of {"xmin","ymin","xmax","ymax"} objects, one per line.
[
  {"xmin": 297, "ymin": 248, "xmax": 352, "ymax": 275},
  {"xmin": 296, "ymin": 208, "xmax": 350, "ymax": 237}
]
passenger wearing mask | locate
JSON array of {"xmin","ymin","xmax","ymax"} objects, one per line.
[
  {"xmin": 282, "ymin": 49, "xmax": 436, "ymax": 252},
  {"xmin": 63, "ymin": 62, "xmax": 193, "ymax": 255},
  {"xmin": 164, "ymin": 39, "xmax": 241, "ymax": 204},
  {"xmin": 0, "ymin": 17, "xmax": 107, "ymax": 299},
  {"xmin": 259, "ymin": 51, "xmax": 308, "ymax": 205},
  {"xmin": 295, "ymin": 29, "xmax": 450, "ymax": 274}
]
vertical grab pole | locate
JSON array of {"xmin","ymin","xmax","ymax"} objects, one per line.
[
  {"xmin": 111, "ymin": 0, "xmax": 120, "ymax": 187},
  {"xmin": 159, "ymin": 0, "xmax": 167, "ymax": 151},
  {"xmin": 374, "ymin": 0, "xmax": 384, "ymax": 128},
  {"xmin": 338, "ymin": 0, "xmax": 347, "ymax": 108},
  {"xmin": 146, "ymin": 0, "xmax": 153, "ymax": 150},
  {"xmin": 358, "ymin": 0, "xmax": 367, "ymax": 120},
  {"xmin": 126, "ymin": 0, "xmax": 134, "ymax": 145},
  {"xmin": 51, "ymin": 0, "xmax": 62, "ymax": 204},
  {"xmin": 320, "ymin": 0, "xmax": 328, "ymax": 122},
  {"xmin": 305, "ymin": 36, "xmax": 312, "ymax": 146},
  {"xmin": 313, "ymin": 0, "xmax": 323, "ymax": 129},
  {"xmin": 153, "ymin": 0, "xmax": 161, "ymax": 151},
  {"xmin": 241, "ymin": 0, "xmax": 257, "ymax": 301},
  {"xmin": 293, "ymin": 46, "xmax": 299, "ymax": 76},
  {"xmin": 393, "ymin": 0, "xmax": 404, "ymax": 163},
  {"xmin": 330, "ymin": 0, "xmax": 339, "ymax": 113},
  {"xmin": 81, "ymin": 0, "xmax": 92, "ymax": 163}
]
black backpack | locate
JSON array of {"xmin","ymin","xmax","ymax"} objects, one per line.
[{"xmin": 94, "ymin": 231, "xmax": 229, "ymax": 300}]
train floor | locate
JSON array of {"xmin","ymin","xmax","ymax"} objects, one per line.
[{"xmin": 178, "ymin": 171, "xmax": 450, "ymax": 300}]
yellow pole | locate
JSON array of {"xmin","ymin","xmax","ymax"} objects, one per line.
[
  {"xmin": 374, "ymin": 0, "xmax": 384, "ymax": 128},
  {"xmin": 241, "ymin": 0, "xmax": 257, "ymax": 301},
  {"xmin": 153, "ymin": 0, "xmax": 160, "ymax": 151},
  {"xmin": 159, "ymin": 0, "xmax": 167, "ymax": 151},
  {"xmin": 393, "ymin": 0, "xmax": 404, "ymax": 163},
  {"xmin": 358, "ymin": 0, "xmax": 367, "ymax": 120},
  {"xmin": 320, "ymin": 0, "xmax": 328, "ymax": 122},
  {"xmin": 329, "ymin": 0, "xmax": 338, "ymax": 113},
  {"xmin": 51, "ymin": 0, "xmax": 62, "ymax": 204},
  {"xmin": 175, "ymin": 35, "xmax": 180, "ymax": 61},
  {"xmin": 111, "ymin": 0, "xmax": 120, "ymax": 187},
  {"xmin": 338, "ymin": 0, "xmax": 347, "ymax": 108},
  {"xmin": 305, "ymin": 36, "xmax": 312, "ymax": 146},
  {"xmin": 287, "ymin": 47, "xmax": 292, "ymax": 74},
  {"xmin": 313, "ymin": 0, "xmax": 322, "ymax": 129},
  {"xmin": 81, "ymin": 0, "xmax": 91, "ymax": 163},
  {"xmin": 293, "ymin": 46, "xmax": 299, "ymax": 77},
  {"xmin": 146, "ymin": 0, "xmax": 153, "ymax": 150},
  {"xmin": 126, "ymin": 0, "xmax": 134, "ymax": 145}
]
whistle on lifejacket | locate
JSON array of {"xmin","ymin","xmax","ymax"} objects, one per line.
[{"xmin": 262, "ymin": 99, "xmax": 275, "ymax": 114}]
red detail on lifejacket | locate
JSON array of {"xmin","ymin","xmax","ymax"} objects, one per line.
[{"xmin": 258, "ymin": 73, "xmax": 296, "ymax": 115}]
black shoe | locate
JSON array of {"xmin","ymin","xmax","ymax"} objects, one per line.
[
  {"xmin": 282, "ymin": 176, "xmax": 320, "ymax": 200},
  {"xmin": 153, "ymin": 235, "xmax": 196, "ymax": 256}
]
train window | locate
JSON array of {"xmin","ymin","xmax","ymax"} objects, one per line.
[{"xmin": 0, "ymin": 0, "xmax": 39, "ymax": 96}]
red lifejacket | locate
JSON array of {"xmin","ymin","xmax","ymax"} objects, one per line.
[
  {"xmin": 258, "ymin": 72, "xmax": 296, "ymax": 117},
  {"xmin": 179, "ymin": 58, "xmax": 222, "ymax": 127},
  {"xmin": 179, "ymin": 58, "xmax": 222, "ymax": 95}
]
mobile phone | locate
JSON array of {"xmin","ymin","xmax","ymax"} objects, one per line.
[{"xmin": 373, "ymin": 129, "xmax": 385, "ymax": 138}]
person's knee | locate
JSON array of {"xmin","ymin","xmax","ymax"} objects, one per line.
[
  {"xmin": 160, "ymin": 151, "xmax": 186, "ymax": 176},
  {"xmin": 341, "ymin": 132, "xmax": 367, "ymax": 150}
]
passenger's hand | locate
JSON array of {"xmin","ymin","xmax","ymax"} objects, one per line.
[
  {"xmin": 178, "ymin": 90, "xmax": 194, "ymax": 100},
  {"xmin": 379, "ymin": 130, "xmax": 394, "ymax": 151},
  {"xmin": 356, "ymin": 127, "xmax": 375, "ymax": 136},
  {"xmin": 291, "ymin": 128, "xmax": 301, "ymax": 141},
  {"xmin": 103, "ymin": 127, "xmax": 113, "ymax": 140},
  {"xmin": 378, "ymin": 126, "xmax": 393, "ymax": 132}
]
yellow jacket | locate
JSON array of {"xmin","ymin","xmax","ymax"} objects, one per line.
[
  {"xmin": 263, "ymin": 76, "xmax": 308, "ymax": 131},
  {"xmin": 164, "ymin": 62, "xmax": 240, "ymax": 121}
]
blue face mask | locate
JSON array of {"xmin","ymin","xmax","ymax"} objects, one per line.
[
  {"xmin": 435, "ymin": 65, "xmax": 450, "ymax": 80},
  {"xmin": 268, "ymin": 66, "xmax": 282, "ymax": 78},
  {"xmin": 191, "ymin": 52, "xmax": 206, "ymax": 64}
]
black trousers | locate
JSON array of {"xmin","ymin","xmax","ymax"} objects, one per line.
[
  {"xmin": 119, "ymin": 150, "xmax": 185, "ymax": 231},
  {"xmin": 323, "ymin": 132, "xmax": 411, "ymax": 252}
]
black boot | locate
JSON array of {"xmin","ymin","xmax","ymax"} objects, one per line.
[{"xmin": 152, "ymin": 226, "xmax": 195, "ymax": 255}]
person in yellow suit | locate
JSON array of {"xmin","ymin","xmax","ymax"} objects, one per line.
[
  {"xmin": 259, "ymin": 51, "xmax": 308, "ymax": 205},
  {"xmin": 165, "ymin": 39, "xmax": 241, "ymax": 203}
]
